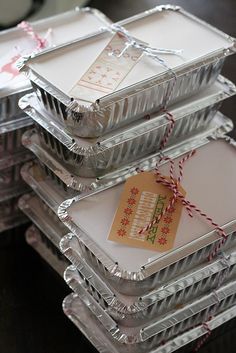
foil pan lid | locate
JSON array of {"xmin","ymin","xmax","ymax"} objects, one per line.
[
  {"xmin": 19, "ymin": 5, "xmax": 236, "ymax": 109},
  {"xmin": 0, "ymin": 7, "xmax": 111, "ymax": 98}
]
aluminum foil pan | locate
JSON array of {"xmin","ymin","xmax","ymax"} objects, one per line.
[
  {"xmin": 61, "ymin": 278, "xmax": 236, "ymax": 351},
  {"xmin": 19, "ymin": 76, "xmax": 236, "ymax": 178},
  {"xmin": 0, "ymin": 7, "xmax": 111, "ymax": 122},
  {"xmin": 0, "ymin": 149, "xmax": 33, "ymax": 171},
  {"xmin": 18, "ymin": 192, "xmax": 68, "ymax": 247},
  {"xmin": 20, "ymin": 175, "xmax": 236, "ymax": 328},
  {"xmin": 25, "ymin": 224, "xmax": 67, "ymax": 276},
  {"xmin": 63, "ymin": 245, "xmax": 236, "ymax": 327},
  {"xmin": 0, "ymin": 161, "xmax": 30, "ymax": 199},
  {"xmin": 21, "ymin": 111, "xmax": 233, "ymax": 193},
  {"xmin": 63, "ymin": 293, "xmax": 236, "ymax": 353},
  {"xmin": 19, "ymin": 5, "xmax": 236, "ymax": 137},
  {"xmin": 0, "ymin": 195, "xmax": 28, "ymax": 233},
  {"xmin": 20, "ymin": 161, "xmax": 75, "ymax": 212},
  {"xmin": 58, "ymin": 137, "xmax": 236, "ymax": 296},
  {"xmin": 22, "ymin": 188, "xmax": 236, "ymax": 329},
  {"xmin": 0, "ymin": 115, "xmax": 33, "ymax": 154}
]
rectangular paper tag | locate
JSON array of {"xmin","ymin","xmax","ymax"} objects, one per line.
[
  {"xmin": 108, "ymin": 172, "xmax": 185, "ymax": 252},
  {"xmin": 69, "ymin": 33, "xmax": 144, "ymax": 101}
]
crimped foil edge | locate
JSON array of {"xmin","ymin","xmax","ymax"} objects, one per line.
[
  {"xmin": 62, "ymin": 248, "xmax": 236, "ymax": 318},
  {"xmin": 62, "ymin": 274, "xmax": 236, "ymax": 344},
  {"xmin": 19, "ymin": 3, "xmax": 236, "ymax": 125},
  {"xmin": 18, "ymin": 193, "xmax": 68, "ymax": 247},
  {"xmin": 63, "ymin": 292, "xmax": 236, "ymax": 353},
  {"xmin": 21, "ymin": 112, "xmax": 234, "ymax": 192},
  {"xmin": 25, "ymin": 224, "xmax": 67, "ymax": 276},
  {"xmin": 19, "ymin": 75, "xmax": 236, "ymax": 155}
]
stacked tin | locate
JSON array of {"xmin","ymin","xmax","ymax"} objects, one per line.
[
  {"xmin": 17, "ymin": 5, "xmax": 236, "ymax": 353},
  {"xmin": 0, "ymin": 7, "xmax": 111, "ymax": 233}
]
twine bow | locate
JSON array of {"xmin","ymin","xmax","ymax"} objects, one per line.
[
  {"xmin": 106, "ymin": 23, "xmax": 183, "ymax": 71},
  {"xmin": 138, "ymin": 149, "xmax": 227, "ymax": 261}
]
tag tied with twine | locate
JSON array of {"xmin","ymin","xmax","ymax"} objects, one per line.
[
  {"xmin": 108, "ymin": 171, "xmax": 185, "ymax": 252},
  {"xmin": 69, "ymin": 23, "xmax": 182, "ymax": 101}
]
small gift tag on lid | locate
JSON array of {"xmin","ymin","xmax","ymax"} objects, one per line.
[
  {"xmin": 108, "ymin": 172, "xmax": 185, "ymax": 252},
  {"xmin": 69, "ymin": 33, "xmax": 145, "ymax": 102}
]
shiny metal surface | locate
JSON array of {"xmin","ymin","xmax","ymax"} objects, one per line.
[
  {"xmin": 58, "ymin": 136, "xmax": 236, "ymax": 295},
  {"xmin": 19, "ymin": 76, "xmax": 236, "ymax": 177},
  {"xmin": 0, "ymin": 7, "xmax": 111, "ymax": 122},
  {"xmin": 63, "ymin": 245, "xmax": 236, "ymax": 326},
  {"xmin": 25, "ymin": 224, "xmax": 68, "ymax": 276},
  {"xmin": 0, "ymin": 115, "xmax": 33, "ymax": 154},
  {"xmin": 62, "ymin": 279, "xmax": 236, "ymax": 351},
  {"xmin": 63, "ymin": 292, "xmax": 236, "ymax": 353},
  {"xmin": 21, "ymin": 111, "xmax": 233, "ymax": 193},
  {"xmin": 0, "ymin": 196, "xmax": 28, "ymax": 233},
  {"xmin": 20, "ymin": 6, "xmax": 236, "ymax": 137},
  {"xmin": 18, "ymin": 192, "xmax": 68, "ymax": 247}
]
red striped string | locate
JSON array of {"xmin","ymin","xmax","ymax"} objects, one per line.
[
  {"xmin": 136, "ymin": 139, "xmax": 229, "ymax": 351},
  {"xmin": 138, "ymin": 151, "xmax": 227, "ymax": 260},
  {"xmin": 194, "ymin": 322, "xmax": 212, "ymax": 352},
  {"xmin": 159, "ymin": 109, "xmax": 175, "ymax": 150},
  {"xmin": 17, "ymin": 21, "xmax": 51, "ymax": 51}
]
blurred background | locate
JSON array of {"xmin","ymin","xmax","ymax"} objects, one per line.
[{"xmin": 0, "ymin": 1, "xmax": 236, "ymax": 353}]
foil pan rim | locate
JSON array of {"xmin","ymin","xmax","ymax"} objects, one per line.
[
  {"xmin": 18, "ymin": 192, "xmax": 67, "ymax": 248},
  {"xmin": 57, "ymin": 136, "xmax": 236, "ymax": 282},
  {"xmin": 62, "ymin": 274, "xmax": 236, "ymax": 343},
  {"xmin": 21, "ymin": 51, "xmax": 236, "ymax": 113},
  {"xmin": 0, "ymin": 115, "xmax": 32, "ymax": 134},
  {"xmin": 19, "ymin": 5, "xmax": 236, "ymax": 110},
  {"xmin": 19, "ymin": 75, "xmax": 236, "ymax": 156},
  {"xmin": 63, "ymin": 291, "xmax": 236, "ymax": 353},
  {"xmin": 0, "ymin": 6, "xmax": 112, "ymax": 99},
  {"xmin": 21, "ymin": 112, "xmax": 234, "ymax": 192},
  {"xmin": 62, "ymin": 244, "xmax": 236, "ymax": 316},
  {"xmin": 0, "ymin": 151, "xmax": 33, "ymax": 171},
  {"xmin": 24, "ymin": 224, "xmax": 67, "ymax": 277}
]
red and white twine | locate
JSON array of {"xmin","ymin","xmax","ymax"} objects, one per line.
[
  {"xmin": 136, "ymin": 106, "xmax": 229, "ymax": 351},
  {"xmin": 17, "ymin": 21, "xmax": 51, "ymax": 51},
  {"xmin": 138, "ymin": 149, "xmax": 227, "ymax": 259}
]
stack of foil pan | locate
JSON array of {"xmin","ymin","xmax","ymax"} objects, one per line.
[
  {"xmin": 25, "ymin": 224, "xmax": 68, "ymax": 276},
  {"xmin": 57, "ymin": 136, "xmax": 236, "ymax": 352},
  {"xmin": 16, "ymin": 4, "xmax": 236, "ymax": 353},
  {"xmin": 0, "ymin": 115, "xmax": 32, "ymax": 232},
  {"xmin": 0, "ymin": 7, "xmax": 111, "ymax": 233},
  {"xmin": 19, "ymin": 76, "xmax": 236, "ymax": 181},
  {"xmin": 0, "ymin": 7, "xmax": 111, "ymax": 123},
  {"xmin": 18, "ymin": 189, "xmax": 236, "ymax": 352},
  {"xmin": 63, "ymin": 293, "xmax": 236, "ymax": 353},
  {"xmin": 19, "ymin": 5, "xmax": 236, "ymax": 137}
]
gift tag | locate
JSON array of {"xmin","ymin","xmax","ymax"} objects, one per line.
[
  {"xmin": 69, "ymin": 33, "xmax": 144, "ymax": 102},
  {"xmin": 108, "ymin": 171, "xmax": 185, "ymax": 252}
]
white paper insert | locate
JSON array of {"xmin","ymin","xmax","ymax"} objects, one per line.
[
  {"xmin": 29, "ymin": 10, "xmax": 234, "ymax": 99},
  {"xmin": 0, "ymin": 10, "xmax": 110, "ymax": 92},
  {"xmin": 68, "ymin": 140, "xmax": 236, "ymax": 272}
]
